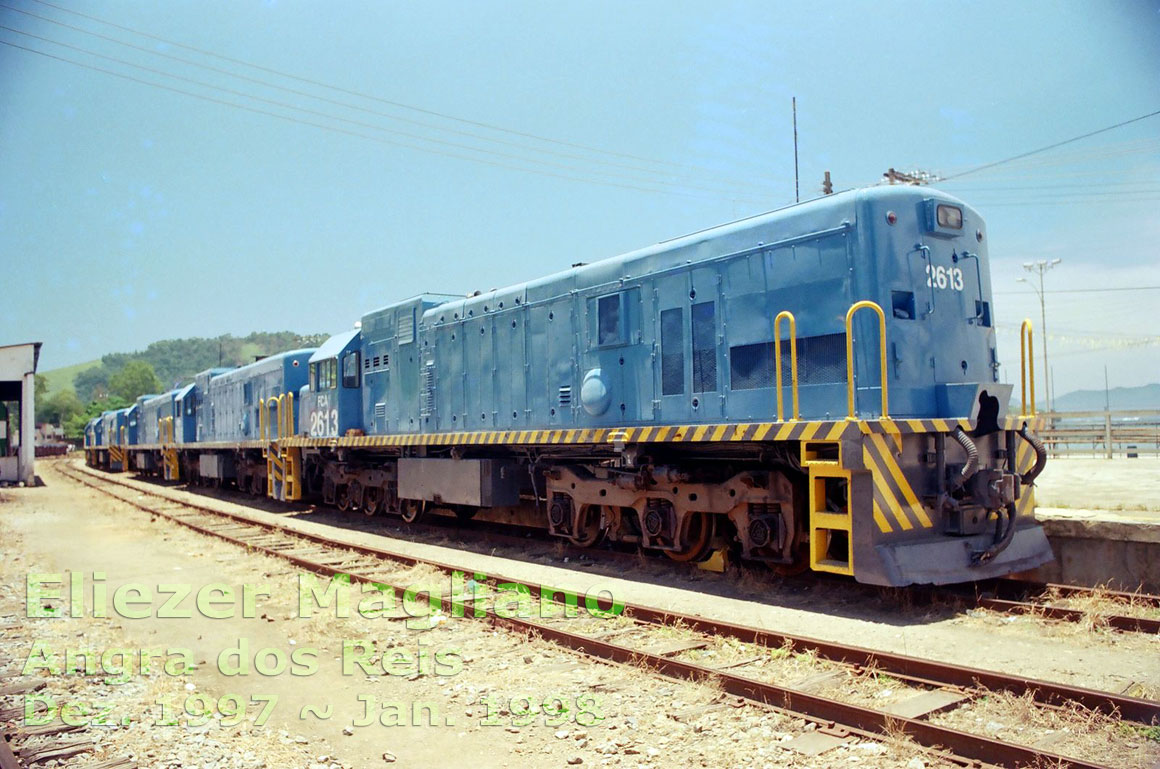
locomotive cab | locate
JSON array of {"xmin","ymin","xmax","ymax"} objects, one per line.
[{"xmin": 302, "ymin": 328, "xmax": 363, "ymax": 439}]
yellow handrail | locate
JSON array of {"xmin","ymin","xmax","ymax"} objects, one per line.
[
  {"xmin": 1020, "ymin": 319, "xmax": 1036, "ymax": 416},
  {"xmin": 845, "ymin": 300, "xmax": 889, "ymax": 419},
  {"xmin": 120, "ymin": 425, "xmax": 126, "ymax": 446},
  {"xmin": 272, "ymin": 395, "xmax": 284, "ymax": 441},
  {"xmin": 773, "ymin": 310, "xmax": 799, "ymax": 421},
  {"xmin": 284, "ymin": 391, "xmax": 294, "ymax": 437}
]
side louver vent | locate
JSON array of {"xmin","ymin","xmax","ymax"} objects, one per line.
[
  {"xmin": 558, "ymin": 386, "xmax": 572, "ymax": 407},
  {"xmin": 421, "ymin": 361, "xmax": 436, "ymax": 418}
]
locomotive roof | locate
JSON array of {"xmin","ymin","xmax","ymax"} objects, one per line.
[
  {"xmin": 436, "ymin": 185, "xmax": 970, "ymax": 319},
  {"xmin": 310, "ymin": 328, "xmax": 360, "ymax": 363},
  {"xmin": 209, "ymin": 349, "xmax": 315, "ymax": 383}
]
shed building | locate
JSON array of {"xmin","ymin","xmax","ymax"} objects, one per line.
[{"xmin": 0, "ymin": 342, "xmax": 42, "ymax": 485}]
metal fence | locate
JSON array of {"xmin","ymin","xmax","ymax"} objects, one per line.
[{"xmin": 1038, "ymin": 409, "xmax": 1160, "ymax": 458}]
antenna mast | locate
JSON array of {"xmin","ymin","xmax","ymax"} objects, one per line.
[{"xmin": 792, "ymin": 97, "xmax": 799, "ymax": 203}]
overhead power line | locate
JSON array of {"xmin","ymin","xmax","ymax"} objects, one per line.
[
  {"xmin": 22, "ymin": 0, "xmax": 780, "ymax": 192},
  {"xmin": 0, "ymin": 23, "xmax": 778, "ymax": 203},
  {"xmin": 995, "ymin": 286, "xmax": 1160, "ymax": 295},
  {"xmin": 0, "ymin": 3, "xmax": 777, "ymax": 198},
  {"xmin": 939, "ymin": 108, "xmax": 1160, "ymax": 181},
  {"xmin": 1, "ymin": 37, "xmax": 775, "ymax": 204}
]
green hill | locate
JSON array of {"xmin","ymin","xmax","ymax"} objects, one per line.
[
  {"xmin": 41, "ymin": 359, "xmax": 100, "ymax": 397},
  {"xmin": 53, "ymin": 331, "xmax": 329, "ymax": 401}
]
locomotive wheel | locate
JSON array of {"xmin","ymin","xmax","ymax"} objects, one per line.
[
  {"xmin": 771, "ymin": 542, "xmax": 810, "ymax": 576},
  {"xmin": 665, "ymin": 512, "xmax": 714, "ymax": 562},
  {"xmin": 336, "ymin": 485, "xmax": 353, "ymax": 512},
  {"xmin": 568, "ymin": 504, "xmax": 607, "ymax": 548},
  {"xmin": 348, "ymin": 480, "xmax": 363, "ymax": 512},
  {"xmin": 362, "ymin": 486, "xmax": 382, "ymax": 516},
  {"xmin": 400, "ymin": 499, "xmax": 426, "ymax": 524}
]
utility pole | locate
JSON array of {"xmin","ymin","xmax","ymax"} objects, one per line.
[
  {"xmin": 1017, "ymin": 258, "xmax": 1062, "ymax": 411},
  {"xmin": 792, "ymin": 97, "xmax": 799, "ymax": 203}
]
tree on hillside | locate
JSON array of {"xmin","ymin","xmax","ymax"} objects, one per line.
[
  {"xmin": 35, "ymin": 374, "xmax": 47, "ymax": 400},
  {"xmin": 108, "ymin": 361, "xmax": 162, "ymax": 402},
  {"xmin": 62, "ymin": 395, "xmax": 130, "ymax": 440},
  {"xmin": 70, "ymin": 331, "xmax": 329, "ymax": 401},
  {"xmin": 74, "ymin": 366, "xmax": 110, "ymax": 401},
  {"xmin": 37, "ymin": 389, "xmax": 84, "ymax": 426}
]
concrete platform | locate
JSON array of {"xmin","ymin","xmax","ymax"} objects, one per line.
[{"xmin": 1021, "ymin": 458, "xmax": 1160, "ymax": 591}]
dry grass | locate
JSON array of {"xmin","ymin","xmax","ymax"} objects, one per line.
[{"xmin": 931, "ymin": 688, "xmax": 1160, "ymax": 769}]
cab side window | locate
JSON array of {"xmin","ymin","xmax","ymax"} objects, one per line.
[{"xmin": 342, "ymin": 351, "xmax": 361, "ymax": 388}]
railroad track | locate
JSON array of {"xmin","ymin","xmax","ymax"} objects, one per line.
[
  {"xmin": 59, "ymin": 462, "xmax": 1159, "ymax": 769},
  {"xmin": 936, "ymin": 579, "xmax": 1160, "ymax": 635},
  {"xmin": 115, "ymin": 464, "xmax": 1160, "ymax": 637},
  {"xmin": 0, "ymin": 630, "xmax": 136, "ymax": 769}
]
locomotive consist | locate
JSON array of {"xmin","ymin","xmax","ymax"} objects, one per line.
[{"xmin": 86, "ymin": 186, "xmax": 1052, "ymax": 586}]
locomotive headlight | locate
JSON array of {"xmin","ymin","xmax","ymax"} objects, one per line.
[{"xmin": 936, "ymin": 204, "xmax": 963, "ymax": 230}]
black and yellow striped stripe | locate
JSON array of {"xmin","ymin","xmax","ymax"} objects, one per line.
[
  {"xmin": 123, "ymin": 413, "xmax": 1041, "ymax": 453},
  {"xmin": 861, "ymin": 430, "xmax": 932, "ymax": 533}
]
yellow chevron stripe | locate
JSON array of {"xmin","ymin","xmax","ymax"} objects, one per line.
[
  {"xmin": 654, "ymin": 426, "xmax": 673, "ymax": 441},
  {"xmin": 863, "ymin": 447, "xmax": 913, "ymax": 531},
  {"xmin": 824, "ymin": 421, "xmax": 846, "ymax": 441},
  {"xmin": 872, "ymin": 499, "xmax": 893, "ymax": 533},
  {"xmin": 774, "ymin": 423, "xmax": 795, "ymax": 441},
  {"xmin": 691, "ymin": 425, "xmax": 710, "ymax": 441},
  {"xmin": 932, "ymin": 419, "xmax": 951, "ymax": 432},
  {"xmin": 868, "ymin": 433, "xmax": 932, "ymax": 527},
  {"xmin": 710, "ymin": 424, "xmax": 729, "ymax": 441},
  {"xmin": 752, "ymin": 423, "xmax": 773, "ymax": 440},
  {"xmin": 799, "ymin": 422, "xmax": 821, "ymax": 441},
  {"xmin": 635, "ymin": 426, "xmax": 653, "ymax": 442}
]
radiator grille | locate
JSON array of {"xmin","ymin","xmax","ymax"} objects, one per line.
[{"xmin": 729, "ymin": 333, "xmax": 847, "ymax": 391}]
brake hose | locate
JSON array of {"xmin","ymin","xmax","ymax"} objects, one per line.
[{"xmin": 1016, "ymin": 424, "xmax": 1048, "ymax": 485}]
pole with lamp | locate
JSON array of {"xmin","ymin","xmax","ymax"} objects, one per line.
[{"xmin": 1017, "ymin": 258, "xmax": 1062, "ymax": 412}]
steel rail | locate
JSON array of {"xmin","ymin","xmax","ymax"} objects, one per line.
[
  {"xmin": 926, "ymin": 579, "xmax": 1160, "ymax": 635},
  {"xmin": 62, "ymin": 463, "xmax": 1160, "ymax": 724},
  {"xmin": 60, "ymin": 465, "xmax": 1151, "ymax": 768}
]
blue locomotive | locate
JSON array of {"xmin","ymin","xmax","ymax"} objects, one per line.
[{"xmin": 87, "ymin": 185, "xmax": 1051, "ymax": 586}]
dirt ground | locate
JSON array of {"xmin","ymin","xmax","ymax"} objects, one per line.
[{"xmin": 1, "ymin": 459, "xmax": 1157, "ymax": 768}]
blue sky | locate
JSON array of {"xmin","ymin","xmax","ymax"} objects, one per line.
[{"xmin": 1, "ymin": 0, "xmax": 1158, "ymax": 401}]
